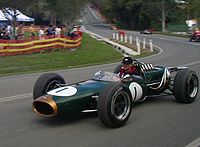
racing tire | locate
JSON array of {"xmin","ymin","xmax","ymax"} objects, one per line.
[
  {"xmin": 114, "ymin": 63, "xmax": 123, "ymax": 74},
  {"xmin": 173, "ymin": 69, "xmax": 199, "ymax": 103},
  {"xmin": 33, "ymin": 73, "xmax": 66, "ymax": 100},
  {"xmin": 97, "ymin": 83, "xmax": 132, "ymax": 128}
]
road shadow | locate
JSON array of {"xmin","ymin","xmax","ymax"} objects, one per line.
[
  {"xmin": 132, "ymin": 94, "xmax": 177, "ymax": 108},
  {"xmin": 33, "ymin": 111, "xmax": 98, "ymax": 127}
]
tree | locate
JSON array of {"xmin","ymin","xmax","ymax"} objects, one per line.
[
  {"xmin": 0, "ymin": 0, "xmax": 87, "ymax": 34},
  {"xmin": 93, "ymin": 0, "xmax": 186, "ymax": 31},
  {"xmin": 29, "ymin": 0, "xmax": 87, "ymax": 27},
  {"xmin": 53, "ymin": 0, "xmax": 87, "ymax": 27},
  {"xmin": 186, "ymin": 0, "xmax": 200, "ymax": 25}
]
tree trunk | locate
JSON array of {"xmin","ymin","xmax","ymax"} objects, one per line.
[
  {"xmin": 162, "ymin": 0, "xmax": 166, "ymax": 32},
  {"xmin": 13, "ymin": 9, "xmax": 17, "ymax": 40}
]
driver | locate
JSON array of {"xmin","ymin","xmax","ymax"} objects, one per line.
[{"xmin": 119, "ymin": 57, "xmax": 140, "ymax": 78}]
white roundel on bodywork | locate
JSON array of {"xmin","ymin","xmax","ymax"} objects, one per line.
[
  {"xmin": 47, "ymin": 86, "xmax": 77, "ymax": 97},
  {"xmin": 129, "ymin": 82, "xmax": 143, "ymax": 101}
]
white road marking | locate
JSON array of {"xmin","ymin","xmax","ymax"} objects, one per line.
[
  {"xmin": 0, "ymin": 93, "xmax": 32, "ymax": 103},
  {"xmin": 185, "ymin": 137, "xmax": 200, "ymax": 147}
]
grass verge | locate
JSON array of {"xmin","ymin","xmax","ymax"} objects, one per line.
[
  {"xmin": 0, "ymin": 33, "xmax": 123, "ymax": 77},
  {"xmin": 0, "ymin": 33, "xmax": 156, "ymax": 77}
]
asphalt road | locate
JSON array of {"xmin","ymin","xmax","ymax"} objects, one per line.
[{"xmin": 0, "ymin": 6, "xmax": 200, "ymax": 147}]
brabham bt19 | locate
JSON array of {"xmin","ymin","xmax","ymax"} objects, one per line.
[{"xmin": 32, "ymin": 59, "xmax": 199, "ymax": 128}]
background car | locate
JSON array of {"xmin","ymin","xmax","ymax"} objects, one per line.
[
  {"xmin": 140, "ymin": 29, "xmax": 153, "ymax": 34},
  {"xmin": 189, "ymin": 31, "xmax": 200, "ymax": 42}
]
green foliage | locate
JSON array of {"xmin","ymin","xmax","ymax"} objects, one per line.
[
  {"xmin": 95, "ymin": 0, "xmax": 199, "ymax": 30},
  {"xmin": 186, "ymin": 0, "xmax": 200, "ymax": 20},
  {"xmin": 167, "ymin": 23, "xmax": 188, "ymax": 32},
  {"xmin": 0, "ymin": 0, "xmax": 87, "ymax": 26},
  {"xmin": 0, "ymin": 0, "xmax": 32, "ymax": 10}
]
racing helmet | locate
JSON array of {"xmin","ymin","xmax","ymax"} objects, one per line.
[{"xmin": 122, "ymin": 57, "xmax": 133, "ymax": 64}]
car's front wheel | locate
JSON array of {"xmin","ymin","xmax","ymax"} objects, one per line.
[
  {"xmin": 173, "ymin": 69, "xmax": 199, "ymax": 103},
  {"xmin": 97, "ymin": 83, "xmax": 132, "ymax": 128},
  {"xmin": 33, "ymin": 73, "xmax": 66, "ymax": 100}
]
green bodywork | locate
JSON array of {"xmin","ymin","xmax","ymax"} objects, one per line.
[
  {"xmin": 143, "ymin": 67, "xmax": 165, "ymax": 83},
  {"xmin": 52, "ymin": 68, "xmax": 164, "ymax": 116},
  {"xmin": 52, "ymin": 80, "xmax": 109, "ymax": 115},
  {"xmin": 34, "ymin": 67, "xmax": 166, "ymax": 117}
]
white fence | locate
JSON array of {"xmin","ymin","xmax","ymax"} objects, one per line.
[
  {"xmin": 112, "ymin": 33, "xmax": 154, "ymax": 55},
  {"xmin": 85, "ymin": 30, "xmax": 154, "ymax": 56}
]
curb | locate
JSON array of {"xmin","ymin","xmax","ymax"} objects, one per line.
[{"xmin": 85, "ymin": 30, "xmax": 139, "ymax": 56}]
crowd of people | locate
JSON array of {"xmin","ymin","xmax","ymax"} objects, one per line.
[
  {"xmin": 0, "ymin": 23, "xmax": 85, "ymax": 40},
  {"xmin": 0, "ymin": 24, "xmax": 12, "ymax": 40}
]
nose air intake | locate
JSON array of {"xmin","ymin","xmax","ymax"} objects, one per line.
[{"xmin": 33, "ymin": 95, "xmax": 58, "ymax": 117}]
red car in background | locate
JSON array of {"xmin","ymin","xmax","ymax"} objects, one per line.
[{"xmin": 189, "ymin": 30, "xmax": 200, "ymax": 42}]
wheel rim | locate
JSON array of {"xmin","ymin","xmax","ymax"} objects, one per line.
[
  {"xmin": 111, "ymin": 91, "xmax": 131, "ymax": 121},
  {"xmin": 46, "ymin": 80, "xmax": 61, "ymax": 92},
  {"xmin": 187, "ymin": 75, "xmax": 198, "ymax": 98}
]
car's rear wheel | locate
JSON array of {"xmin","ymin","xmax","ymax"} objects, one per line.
[
  {"xmin": 173, "ymin": 69, "xmax": 199, "ymax": 103},
  {"xmin": 97, "ymin": 83, "xmax": 132, "ymax": 128},
  {"xmin": 33, "ymin": 73, "xmax": 66, "ymax": 100}
]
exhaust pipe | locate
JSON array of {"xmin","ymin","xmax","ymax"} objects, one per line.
[{"xmin": 33, "ymin": 95, "xmax": 58, "ymax": 117}]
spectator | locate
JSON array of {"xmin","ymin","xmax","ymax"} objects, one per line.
[
  {"xmin": 0, "ymin": 27, "xmax": 4, "ymax": 39},
  {"xmin": 45, "ymin": 24, "xmax": 53, "ymax": 37},
  {"xmin": 14, "ymin": 25, "xmax": 18, "ymax": 40},
  {"xmin": 55, "ymin": 25, "xmax": 61, "ymax": 37},
  {"xmin": 52, "ymin": 26, "xmax": 56, "ymax": 35},
  {"xmin": 60, "ymin": 25, "xmax": 68, "ymax": 37},
  {"xmin": 17, "ymin": 24, "xmax": 24, "ymax": 40},
  {"xmin": 38, "ymin": 26, "xmax": 45, "ymax": 40},
  {"xmin": 2, "ymin": 27, "xmax": 10, "ymax": 40},
  {"xmin": 70, "ymin": 25, "xmax": 79, "ymax": 38},
  {"xmin": 29, "ymin": 23, "xmax": 36, "ymax": 39},
  {"xmin": 7, "ymin": 24, "xmax": 13, "ymax": 39}
]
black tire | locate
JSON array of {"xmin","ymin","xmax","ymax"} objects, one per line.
[
  {"xmin": 97, "ymin": 83, "xmax": 132, "ymax": 128},
  {"xmin": 33, "ymin": 73, "xmax": 66, "ymax": 100},
  {"xmin": 114, "ymin": 63, "xmax": 123, "ymax": 74},
  {"xmin": 173, "ymin": 69, "xmax": 199, "ymax": 103}
]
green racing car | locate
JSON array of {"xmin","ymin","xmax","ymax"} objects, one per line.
[{"xmin": 32, "ymin": 59, "xmax": 199, "ymax": 128}]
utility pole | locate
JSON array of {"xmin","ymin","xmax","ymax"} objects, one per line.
[{"xmin": 162, "ymin": 0, "xmax": 166, "ymax": 32}]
